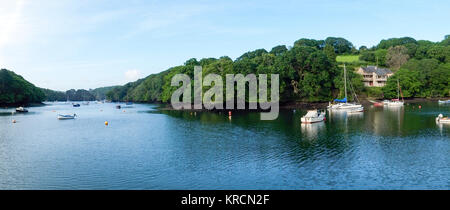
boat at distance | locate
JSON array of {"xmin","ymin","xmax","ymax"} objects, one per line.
[
  {"xmin": 15, "ymin": 107, "xmax": 29, "ymax": 113},
  {"xmin": 72, "ymin": 103, "xmax": 81, "ymax": 107},
  {"xmin": 58, "ymin": 114, "xmax": 77, "ymax": 120},
  {"xmin": 436, "ymin": 114, "xmax": 450, "ymax": 123},
  {"xmin": 386, "ymin": 79, "xmax": 404, "ymax": 107},
  {"xmin": 438, "ymin": 99, "xmax": 450, "ymax": 104},
  {"xmin": 301, "ymin": 110, "xmax": 326, "ymax": 124}
]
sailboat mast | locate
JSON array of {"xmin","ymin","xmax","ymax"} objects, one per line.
[
  {"xmin": 344, "ymin": 64, "xmax": 348, "ymax": 103},
  {"xmin": 397, "ymin": 79, "xmax": 400, "ymax": 100}
]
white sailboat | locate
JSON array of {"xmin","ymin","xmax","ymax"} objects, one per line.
[
  {"xmin": 301, "ymin": 110, "xmax": 326, "ymax": 124},
  {"xmin": 387, "ymin": 79, "xmax": 404, "ymax": 107},
  {"xmin": 328, "ymin": 64, "xmax": 363, "ymax": 110}
]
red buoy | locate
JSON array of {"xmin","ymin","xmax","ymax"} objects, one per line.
[{"xmin": 228, "ymin": 111, "xmax": 232, "ymax": 116}]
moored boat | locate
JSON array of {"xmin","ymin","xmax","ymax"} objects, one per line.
[
  {"xmin": 73, "ymin": 103, "xmax": 80, "ymax": 107},
  {"xmin": 386, "ymin": 79, "xmax": 404, "ymax": 107},
  {"xmin": 387, "ymin": 99, "xmax": 404, "ymax": 107},
  {"xmin": 438, "ymin": 100, "xmax": 450, "ymax": 104},
  {"xmin": 58, "ymin": 114, "xmax": 77, "ymax": 120},
  {"xmin": 436, "ymin": 114, "xmax": 450, "ymax": 123},
  {"xmin": 15, "ymin": 107, "xmax": 29, "ymax": 113},
  {"xmin": 328, "ymin": 64, "xmax": 363, "ymax": 110},
  {"xmin": 374, "ymin": 102, "xmax": 383, "ymax": 107},
  {"xmin": 301, "ymin": 110, "xmax": 326, "ymax": 124}
]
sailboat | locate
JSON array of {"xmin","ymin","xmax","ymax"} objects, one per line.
[
  {"xmin": 328, "ymin": 64, "xmax": 363, "ymax": 110},
  {"xmin": 386, "ymin": 79, "xmax": 404, "ymax": 107}
]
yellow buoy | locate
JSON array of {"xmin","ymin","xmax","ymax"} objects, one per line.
[{"xmin": 105, "ymin": 121, "xmax": 109, "ymax": 126}]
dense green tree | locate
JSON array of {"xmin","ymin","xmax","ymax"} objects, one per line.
[
  {"xmin": 377, "ymin": 37, "xmax": 417, "ymax": 49},
  {"xmin": 360, "ymin": 51, "xmax": 376, "ymax": 62},
  {"xmin": 270, "ymin": 45, "xmax": 288, "ymax": 56},
  {"xmin": 0, "ymin": 69, "xmax": 45, "ymax": 105},
  {"xmin": 427, "ymin": 46, "xmax": 450, "ymax": 63},
  {"xmin": 382, "ymin": 69, "xmax": 422, "ymax": 98},
  {"xmin": 386, "ymin": 46, "xmax": 410, "ymax": 70},
  {"xmin": 374, "ymin": 49, "xmax": 388, "ymax": 66},
  {"xmin": 323, "ymin": 44, "xmax": 337, "ymax": 62},
  {"xmin": 324, "ymin": 37, "xmax": 354, "ymax": 54},
  {"xmin": 293, "ymin": 38, "xmax": 324, "ymax": 49}
]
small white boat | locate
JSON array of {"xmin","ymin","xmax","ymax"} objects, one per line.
[
  {"xmin": 15, "ymin": 107, "xmax": 29, "ymax": 113},
  {"xmin": 436, "ymin": 114, "xmax": 450, "ymax": 123},
  {"xmin": 301, "ymin": 110, "xmax": 326, "ymax": 124},
  {"xmin": 438, "ymin": 100, "xmax": 450, "ymax": 104},
  {"xmin": 387, "ymin": 79, "xmax": 404, "ymax": 107},
  {"xmin": 387, "ymin": 99, "xmax": 404, "ymax": 107},
  {"xmin": 58, "ymin": 114, "xmax": 77, "ymax": 120},
  {"xmin": 383, "ymin": 100, "xmax": 390, "ymax": 105}
]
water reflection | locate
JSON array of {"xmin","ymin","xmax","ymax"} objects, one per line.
[{"xmin": 300, "ymin": 122, "xmax": 325, "ymax": 140}]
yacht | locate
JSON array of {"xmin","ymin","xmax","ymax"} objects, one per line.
[
  {"xmin": 386, "ymin": 79, "xmax": 404, "ymax": 107},
  {"xmin": 328, "ymin": 64, "xmax": 363, "ymax": 110}
]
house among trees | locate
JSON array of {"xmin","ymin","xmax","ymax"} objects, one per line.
[{"xmin": 356, "ymin": 66, "xmax": 393, "ymax": 87}]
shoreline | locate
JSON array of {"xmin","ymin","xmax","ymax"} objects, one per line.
[{"xmin": 154, "ymin": 97, "xmax": 449, "ymax": 112}]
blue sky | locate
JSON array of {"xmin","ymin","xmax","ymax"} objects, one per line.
[{"xmin": 0, "ymin": 0, "xmax": 449, "ymax": 91}]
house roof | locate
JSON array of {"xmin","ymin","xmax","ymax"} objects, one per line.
[{"xmin": 360, "ymin": 66, "xmax": 392, "ymax": 76}]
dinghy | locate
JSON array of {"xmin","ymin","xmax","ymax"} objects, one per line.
[
  {"xmin": 58, "ymin": 114, "xmax": 77, "ymax": 120},
  {"xmin": 301, "ymin": 110, "xmax": 326, "ymax": 124},
  {"xmin": 73, "ymin": 103, "xmax": 80, "ymax": 107},
  {"xmin": 436, "ymin": 114, "xmax": 450, "ymax": 123}
]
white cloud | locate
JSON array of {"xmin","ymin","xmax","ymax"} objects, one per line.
[{"xmin": 124, "ymin": 69, "xmax": 141, "ymax": 83}]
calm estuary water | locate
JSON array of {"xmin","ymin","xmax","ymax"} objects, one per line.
[{"xmin": 0, "ymin": 102, "xmax": 449, "ymax": 189}]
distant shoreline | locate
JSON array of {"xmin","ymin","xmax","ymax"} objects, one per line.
[{"xmin": 155, "ymin": 97, "xmax": 449, "ymax": 112}]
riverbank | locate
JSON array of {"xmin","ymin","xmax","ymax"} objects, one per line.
[
  {"xmin": 0, "ymin": 102, "xmax": 46, "ymax": 108},
  {"xmin": 154, "ymin": 97, "xmax": 449, "ymax": 112}
]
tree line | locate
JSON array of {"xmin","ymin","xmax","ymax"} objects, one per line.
[
  {"xmin": 1, "ymin": 36, "xmax": 448, "ymax": 106},
  {"xmin": 0, "ymin": 68, "xmax": 117, "ymax": 106},
  {"xmin": 106, "ymin": 36, "xmax": 449, "ymax": 104}
]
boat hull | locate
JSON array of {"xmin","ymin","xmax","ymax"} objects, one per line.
[
  {"xmin": 57, "ymin": 115, "xmax": 76, "ymax": 120},
  {"xmin": 301, "ymin": 114, "xmax": 326, "ymax": 124},
  {"xmin": 387, "ymin": 102, "xmax": 404, "ymax": 107}
]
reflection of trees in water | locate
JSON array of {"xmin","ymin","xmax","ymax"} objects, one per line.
[{"xmin": 370, "ymin": 106, "xmax": 405, "ymax": 136}]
